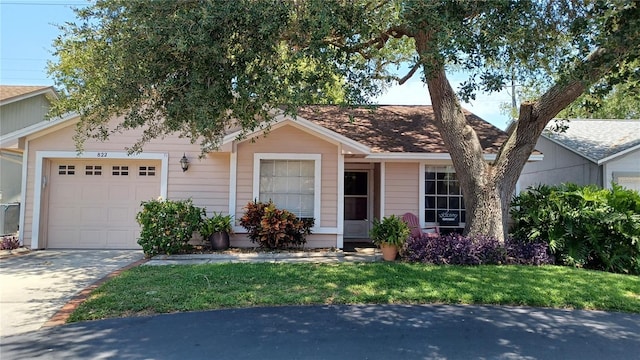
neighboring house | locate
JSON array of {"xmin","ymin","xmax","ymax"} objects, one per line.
[
  {"xmin": 7, "ymin": 103, "xmax": 542, "ymax": 250},
  {"xmin": 0, "ymin": 86, "xmax": 58, "ymax": 234},
  {"xmin": 519, "ymin": 119, "xmax": 640, "ymax": 192}
]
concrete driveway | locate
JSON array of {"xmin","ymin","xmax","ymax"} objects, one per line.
[{"xmin": 0, "ymin": 250, "xmax": 144, "ymax": 337}]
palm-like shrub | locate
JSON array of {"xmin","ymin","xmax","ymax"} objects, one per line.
[
  {"xmin": 510, "ymin": 183, "xmax": 640, "ymax": 274},
  {"xmin": 369, "ymin": 215, "xmax": 410, "ymax": 247}
]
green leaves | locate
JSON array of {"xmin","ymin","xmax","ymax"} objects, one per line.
[
  {"xmin": 239, "ymin": 200, "xmax": 313, "ymax": 249},
  {"xmin": 510, "ymin": 183, "xmax": 640, "ymax": 274},
  {"xmin": 48, "ymin": 0, "xmax": 639, "ymax": 154},
  {"xmin": 47, "ymin": 1, "xmax": 639, "ymax": 245},
  {"xmin": 370, "ymin": 215, "xmax": 411, "ymax": 247},
  {"xmin": 136, "ymin": 198, "xmax": 205, "ymax": 257}
]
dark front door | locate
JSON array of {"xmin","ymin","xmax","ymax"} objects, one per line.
[{"xmin": 344, "ymin": 171, "xmax": 371, "ymax": 239}]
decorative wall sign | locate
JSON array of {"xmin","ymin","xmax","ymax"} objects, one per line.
[{"xmin": 438, "ymin": 211, "xmax": 459, "ymax": 226}]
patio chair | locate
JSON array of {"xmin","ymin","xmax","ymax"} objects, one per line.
[{"xmin": 402, "ymin": 212, "xmax": 440, "ymax": 238}]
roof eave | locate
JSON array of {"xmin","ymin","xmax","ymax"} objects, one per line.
[
  {"xmin": 597, "ymin": 143, "xmax": 640, "ymax": 165},
  {"xmin": 365, "ymin": 152, "xmax": 543, "ymax": 162},
  {"xmin": 0, "ymin": 86, "xmax": 57, "ymax": 106}
]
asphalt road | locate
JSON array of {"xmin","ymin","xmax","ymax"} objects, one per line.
[{"xmin": 1, "ymin": 304, "xmax": 639, "ymax": 359}]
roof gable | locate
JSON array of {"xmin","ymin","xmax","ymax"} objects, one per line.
[
  {"xmin": 222, "ymin": 113, "xmax": 371, "ymax": 154},
  {"xmin": 543, "ymin": 119, "xmax": 640, "ymax": 164}
]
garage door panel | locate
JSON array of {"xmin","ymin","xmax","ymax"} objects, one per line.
[
  {"xmin": 49, "ymin": 185, "xmax": 77, "ymax": 203},
  {"xmin": 106, "ymin": 230, "xmax": 133, "ymax": 248},
  {"xmin": 49, "ymin": 229, "xmax": 80, "ymax": 248},
  {"xmin": 108, "ymin": 207, "xmax": 131, "ymax": 224},
  {"xmin": 80, "ymin": 207, "xmax": 107, "ymax": 225},
  {"xmin": 617, "ymin": 177, "xmax": 640, "ymax": 192},
  {"xmin": 81, "ymin": 186, "xmax": 109, "ymax": 202},
  {"xmin": 49, "ymin": 207, "xmax": 80, "ymax": 223},
  {"xmin": 108, "ymin": 184, "xmax": 134, "ymax": 201},
  {"xmin": 135, "ymin": 185, "xmax": 160, "ymax": 200},
  {"xmin": 79, "ymin": 230, "xmax": 106, "ymax": 248},
  {"xmin": 47, "ymin": 159, "xmax": 161, "ymax": 249}
]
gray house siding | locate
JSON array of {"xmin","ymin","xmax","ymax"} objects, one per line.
[
  {"xmin": 1, "ymin": 89, "xmax": 53, "ymax": 234},
  {"xmin": 0, "ymin": 94, "xmax": 51, "ymax": 135},
  {"xmin": 520, "ymin": 136, "xmax": 601, "ymax": 190},
  {"xmin": 605, "ymin": 147, "xmax": 640, "ymax": 191},
  {"xmin": 0, "ymin": 151, "xmax": 22, "ymax": 204}
]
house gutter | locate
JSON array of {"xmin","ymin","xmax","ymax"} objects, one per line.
[{"xmin": 365, "ymin": 153, "xmax": 544, "ymax": 162}]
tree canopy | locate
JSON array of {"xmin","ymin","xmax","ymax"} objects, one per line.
[{"xmin": 49, "ymin": 0, "xmax": 640, "ymax": 240}]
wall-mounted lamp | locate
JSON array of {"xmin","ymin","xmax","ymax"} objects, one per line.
[{"xmin": 179, "ymin": 153, "xmax": 190, "ymax": 172}]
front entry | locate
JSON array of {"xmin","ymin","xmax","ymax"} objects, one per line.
[{"xmin": 344, "ymin": 171, "xmax": 371, "ymax": 239}]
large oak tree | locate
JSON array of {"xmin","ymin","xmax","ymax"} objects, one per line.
[{"xmin": 49, "ymin": 0, "xmax": 640, "ymax": 241}]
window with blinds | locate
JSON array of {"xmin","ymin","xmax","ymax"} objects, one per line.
[{"xmin": 259, "ymin": 159, "xmax": 315, "ymax": 219}]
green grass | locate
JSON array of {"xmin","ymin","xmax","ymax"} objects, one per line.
[{"xmin": 69, "ymin": 263, "xmax": 640, "ymax": 322}]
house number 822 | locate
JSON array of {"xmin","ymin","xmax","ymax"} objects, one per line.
[{"xmin": 97, "ymin": 152, "xmax": 108, "ymax": 158}]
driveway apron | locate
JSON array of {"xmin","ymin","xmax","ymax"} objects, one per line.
[{"xmin": 0, "ymin": 250, "xmax": 143, "ymax": 337}]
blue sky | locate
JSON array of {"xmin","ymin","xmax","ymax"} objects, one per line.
[{"xmin": 0, "ymin": 0, "xmax": 512, "ymax": 129}]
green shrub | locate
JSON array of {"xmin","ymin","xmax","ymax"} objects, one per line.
[
  {"xmin": 510, "ymin": 183, "xmax": 640, "ymax": 274},
  {"xmin": 369, "ymin": 215, "xmax": 410, "ymax": 247},
  {"xmin": 239, "ymin": 200, "xmax": 313, "ymax": 249},
  {"xmin": 136, "ymin": 198, "xmax": 205, "ymax": 257},
  {"xmin": 200, "ymin": 212, "xmax": 234, "ymax": 238}
]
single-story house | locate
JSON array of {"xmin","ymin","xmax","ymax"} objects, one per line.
[
  {"xmin": 519, "ymin": 119, "xmax": 640, "ymax": 192},
  {"xmin": 0, "ymin": 86, "xmax": 59, "ymax": 234},
  {"xmin": 6, "ymin": 104, "xmax": 542, "ymax": 250}
]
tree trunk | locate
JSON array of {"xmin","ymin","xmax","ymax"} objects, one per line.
[
  {"xmin": 413, "ymin": 27, "xmax": 618, "ymax": 241},
  {"xmin": 423, "ymin": 66, "xmax": 508, "ymax": 240},
  {"xmin": 422, "ymin": 70, "xmax": 585, "ymax": 241}
]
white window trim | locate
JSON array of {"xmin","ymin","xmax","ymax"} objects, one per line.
[
  {"xmin": 31, "ymin": 151, "xmax": 168, "ymax": 249},
  {"xmin": 253, "ymin": 153, "xmax": 322, "ymax": 228},
  {"xmin": 421, "ymin": 163, "xmax": 467, "ymax": 228},
  {"xmin": 336, "ymin": 145, "xmax": 344, "ymax": 248}
]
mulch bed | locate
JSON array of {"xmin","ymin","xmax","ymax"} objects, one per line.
[{"xmin": 187, "ymin": 245, "xmax": 342, "ymax": 254}]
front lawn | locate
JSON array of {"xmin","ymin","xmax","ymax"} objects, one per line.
[{"xmin": 69, "ymin": 263, "xmax": 640, "ymax": 322}]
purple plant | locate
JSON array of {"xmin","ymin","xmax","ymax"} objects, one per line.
[
  {"xmin": 446, "ymin": 234, "xmax": 478, "ymax": 265},
  {"xmin": 505, "ymin": 238, "xmax": 553, "ymax": 265},
  {"xmin": 403, "ymin": 234, "xmax": 551, "ymax": 266},
  {"xmin": 470, "ymin": 235, "xmax": 507, "ymax": 264},
  {"xmin": 0, "ymin": 235, "xmax": 20, "ymax": 250},
  {"xmin": 403, "ymin": 236, "xmax": 429, "ymax": 263}
]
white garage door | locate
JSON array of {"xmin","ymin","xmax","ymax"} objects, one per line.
[
  {"xmin": 47, "ymin": 159, "xmax": 161, "ymax": 249},
  {"xmin": 617, "ymin": 176, "xmax": 640, "ymax": 192}
]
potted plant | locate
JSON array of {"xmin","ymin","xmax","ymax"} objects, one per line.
[
  {"xmin": 201, "ymin": 212, "xmax": 234, "ymax": 250},
  {"xmin": 369, "ymin": 215, "xmax": 410, "ymax": 261}
]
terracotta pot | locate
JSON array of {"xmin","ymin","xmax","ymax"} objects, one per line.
[
  {"xmin": 210, "ymin": 231, "xmax": 230, "ymax": 250},
  {"xmin": 380, "ymin": 243, "xmax": 398, "ymax": 261}
]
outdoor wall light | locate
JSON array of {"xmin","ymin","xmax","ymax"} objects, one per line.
[{"xmin": 179, "ymin": 153, "xmax": 190, "ymax": 172}]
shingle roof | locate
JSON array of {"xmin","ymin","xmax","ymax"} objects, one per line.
[
  {"xmin": 543, "ymin": 119, "xmax": 640, "ymax": 162},
  {"xmin": 296, "ymin": 105, "xmax": 508, "ymax": 153},
  {"xmin": 0, "ymin": 85, "xmax": 52, "ymax": 102}
]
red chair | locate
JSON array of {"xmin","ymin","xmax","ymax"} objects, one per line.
[{"xmin": 402, "ymin": 212, "xmax": 439, "ymax": 238}]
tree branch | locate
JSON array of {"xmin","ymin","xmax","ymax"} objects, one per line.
[
  {"xmin": 398, "ymin": 62, "xmax": 420, "ymax": 85},
  {"xmin": 325, "ymin": 25, "xmax": 412, "ymax": 54}
]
